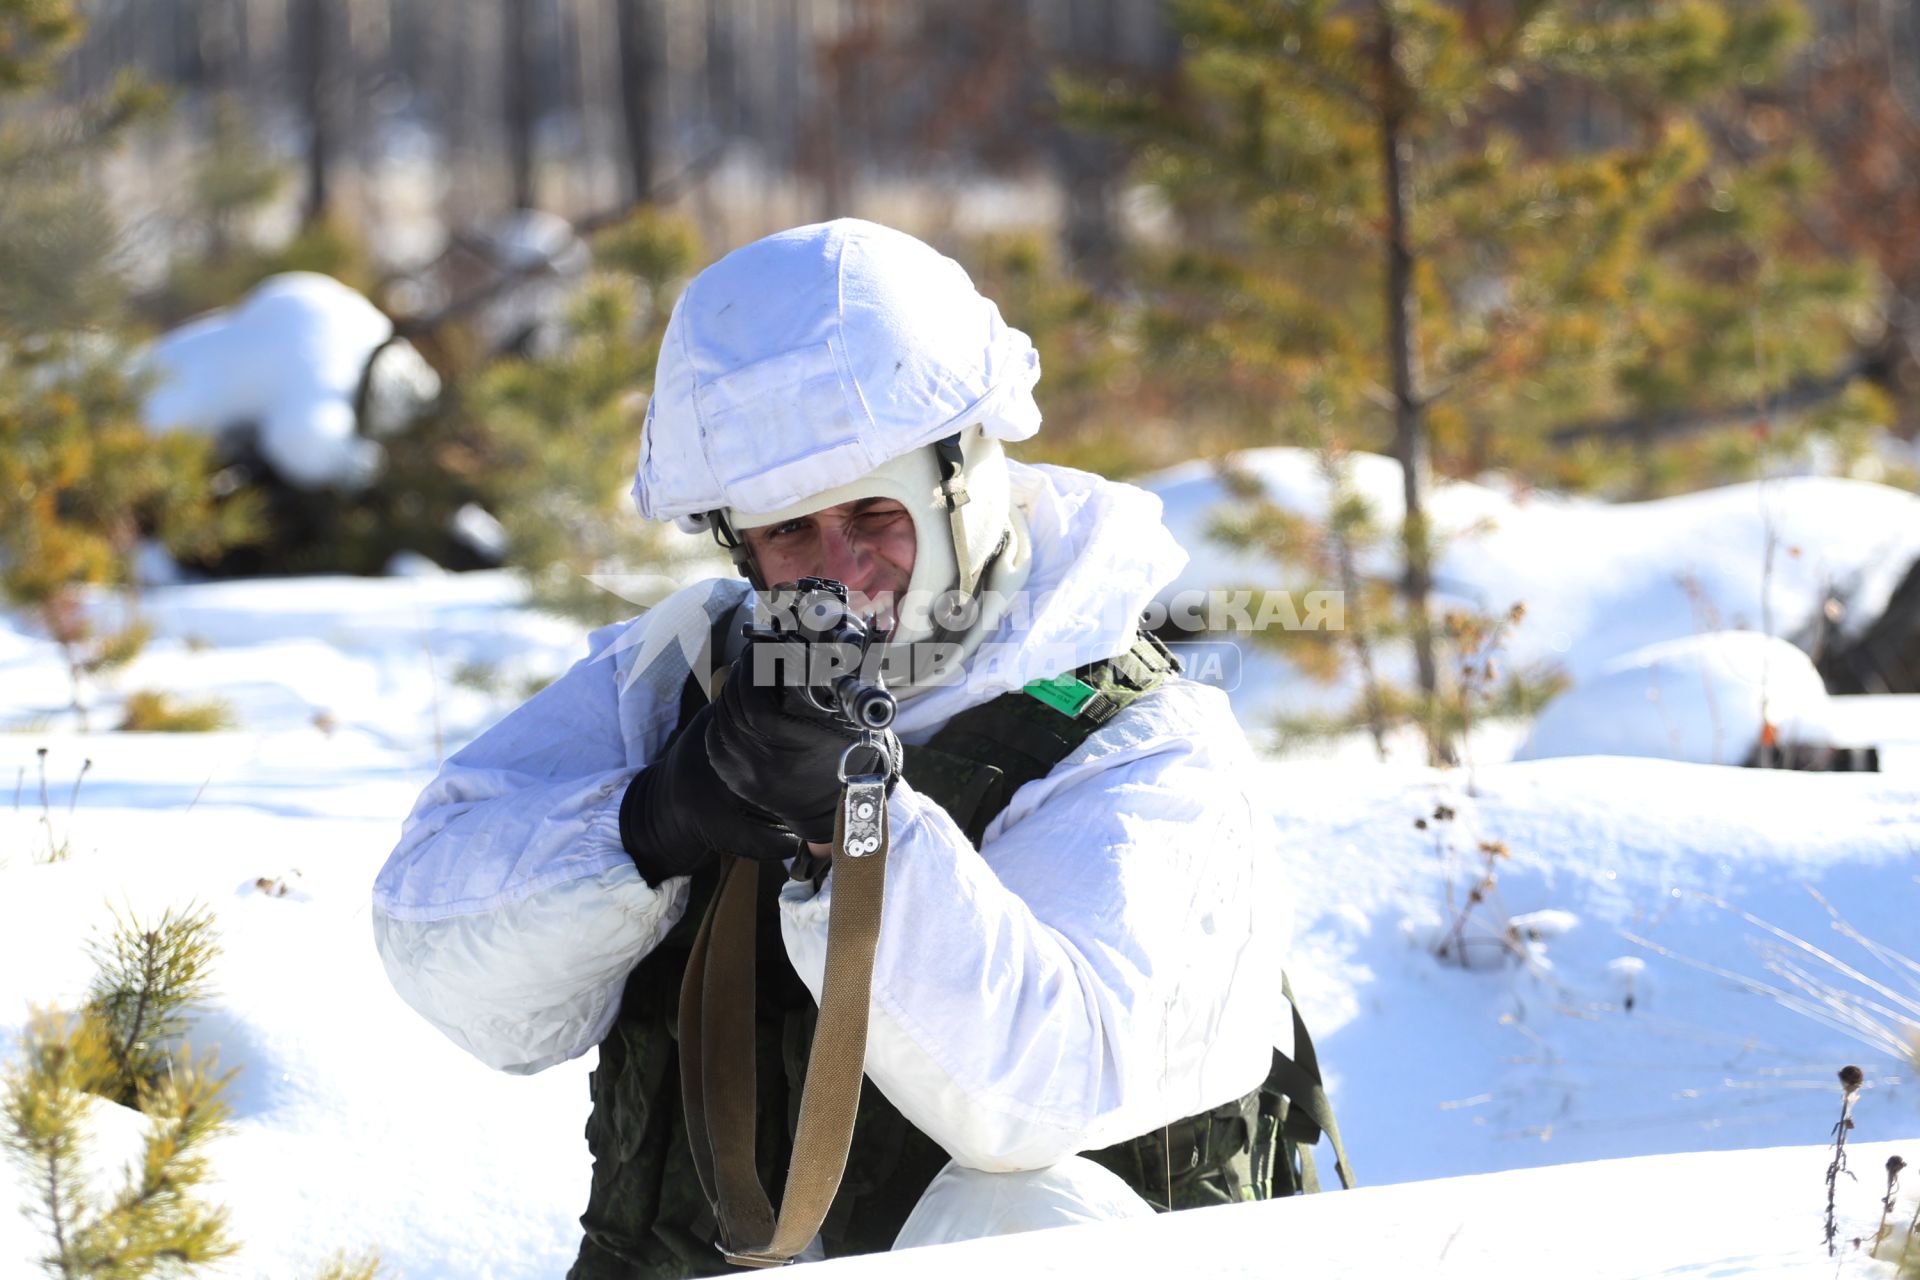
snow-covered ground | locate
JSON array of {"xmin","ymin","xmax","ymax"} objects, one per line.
[
  {"xmin": 1142, "ymin": 449, "xmax": 1920, "ymax": 764},
  {"xmin": 3, "ymin": 467, "xmax": 1919, "ymax": 1275},
  {"xmin": 802, "ymin": 1140, "xmax": 1920, "ymax": 1278}
]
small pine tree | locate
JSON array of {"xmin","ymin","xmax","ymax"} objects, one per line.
[
  {"xmin": 1064, "ymin": 0, "xmax": 1870, "ymax": 760},
  {"xmin": 1208, "ymin": 404, "xmax": 1563, "ymax": 758},
  {"xmin": 2, "ymin": 1008, "xmax": 238, "ymax": 1279},
  {"xmin": 82, "ymin": 904, "xmax": 220, "ymax": 1109},
  {"xmin": 0, "ymin": 0, "xmax": 259, "ymax": 722}
]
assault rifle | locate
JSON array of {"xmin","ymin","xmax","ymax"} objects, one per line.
[{"xmin": 742, "ymin": 576, "xmax": 896, "ymax": 731}]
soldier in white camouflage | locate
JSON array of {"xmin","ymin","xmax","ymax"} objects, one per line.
[{"xmin": 373, "ymin": 220, "xmax": 1341, "ymax": 1276}]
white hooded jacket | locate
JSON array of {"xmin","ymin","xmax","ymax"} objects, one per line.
[
  {"xmin": 374, "ymin": 281, "xmax": 1290, "ymax": 1171},
  {"xmin": 370, "ymin": 217, "xmax": 1290, "ymax": 1174}
]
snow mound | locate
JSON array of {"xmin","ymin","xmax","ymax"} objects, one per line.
[
  {"xmin": 805, "ymin": 1140, "xmax": 1915, "ymax": 1278},
  {"xmin": 1521, "ymin": 631, "xmax": 1834, "ymax": 764},
  {"xmin": 140, "ymin": 273, "xmax": 441, "ymax": 490}
]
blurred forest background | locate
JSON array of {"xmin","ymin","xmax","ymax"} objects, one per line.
[{"xmin": 7, "ymin": 0, "xmax": 1920, "ymax": 748}]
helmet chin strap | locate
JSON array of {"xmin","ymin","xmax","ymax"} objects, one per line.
[
  {"xmin": 928, "ymin": 433, "xmax": 989, "ymax": 649},
  {"xmin": 707, "ymin": 510, "xmax": 763, "ymax": 589}
]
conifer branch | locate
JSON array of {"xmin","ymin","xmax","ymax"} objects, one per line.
[
  {"xmin": 83, "ymin": 903, "xmax": 219, "ymax": 1107},
  {"xmin": 1475, "ymin": 0, "xmax": 1558, "ymax": 83},
  {"xmin": 5, "ymin": 1001, "xmax": 238, "ymax": 1276},
  {"xmin": 1273, "ymin": 45, "xmax": 1377, "ymax": 117},
  {"xmin": 1546, "ymin": 355, "xmax": 1874, "ymax": 447}
]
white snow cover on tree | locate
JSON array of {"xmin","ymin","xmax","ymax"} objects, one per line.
[
  {"xmin": 1520, "ymin": 631, "xmax": 1834, "ymax": 764},
  {"xmin": 139, "ymin": 273, "xmax": 440, "ymax": 490},
  {"xmin": 479, "ymin": 209, "xmax": 592, "ymax": 276}
]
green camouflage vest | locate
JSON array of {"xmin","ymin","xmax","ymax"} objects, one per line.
[{"xmin": 567, "ymin": 634, "xmax": 1347, "ymax": 1279}]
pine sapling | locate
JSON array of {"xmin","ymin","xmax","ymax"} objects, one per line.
[
  {"xmin": 1827, "ymin": 1064, "xmax": 1864, "ymax": 1257},
  {"xmin": 82, "ymin": 904, "xmax": 219, "ymax": 1107},
  {"xmin": 1, "ymin": 1006, "xmax": 239, "ymax": 1278}
]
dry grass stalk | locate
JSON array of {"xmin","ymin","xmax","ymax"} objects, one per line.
[
  {"xmin": 1826, "ymin": 1064, "xmax": 1864, "ymax": 1257},
  {"xmin": 1875, "ymin": 1155, "xmax": 1907, "ymax": 1261}
]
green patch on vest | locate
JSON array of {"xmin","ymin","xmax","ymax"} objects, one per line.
[{"xmin": 1022, "ymin": 671, "xmax": 1101, "ymax": 716}]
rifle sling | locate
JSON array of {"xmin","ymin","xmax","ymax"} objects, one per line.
[{"xmin": 679, "ymin": 727, "xmax": 890, "ymax": 1267}]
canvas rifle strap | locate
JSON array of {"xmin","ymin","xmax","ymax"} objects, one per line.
[{"xmin": 679, "ymin": 671, "xmax": 892, "ymax": 1268}]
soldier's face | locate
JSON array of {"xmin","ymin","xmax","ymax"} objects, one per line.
[{"xmin": 740, "ymin": 497, "xmax": 917, "ymax": 629}]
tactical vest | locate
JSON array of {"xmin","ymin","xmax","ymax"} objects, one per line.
[{"xmin": 568, "ymin": 634, "xmax": 1349, "ymax": 1279}]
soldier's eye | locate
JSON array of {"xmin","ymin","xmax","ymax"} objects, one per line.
[{"xmin": 855, "ymin": 508, "xmax": 908, "ymax": 534}]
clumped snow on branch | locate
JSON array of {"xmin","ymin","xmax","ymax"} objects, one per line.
[{"xmin": 139, "ymin": 273, "xmax": 441, "ymax": 491}]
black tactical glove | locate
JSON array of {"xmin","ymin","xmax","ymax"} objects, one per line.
[
  {"xmin": 706, "ymin": 643, "xmax": 903, "ymax": 845},
  {"xmin": 618, "ymin": 701, "xmax": 803, "ymax": 886}
]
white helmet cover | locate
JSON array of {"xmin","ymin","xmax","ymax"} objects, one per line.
[
  {"xmin": 631, "ymin": 220, "xmax": 1043, "ymax": 657},
  {"xmin": 630, "ymin": 219, "xmax": 1041, "ymax": 526}
]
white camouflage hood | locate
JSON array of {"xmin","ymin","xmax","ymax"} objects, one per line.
[{"xmin": 630, "ymin": 219, "xmax": 1043, "ymax": 527}]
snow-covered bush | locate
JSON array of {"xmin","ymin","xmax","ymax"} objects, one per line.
[{"xmin": 140, "ymin": 274, "xmax": 440, "ymax": 494}]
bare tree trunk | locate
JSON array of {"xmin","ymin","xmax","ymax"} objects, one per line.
[
  {"xmin": 704, "ymin": 0, "xmax": 737, "ymax": 134},
  {"xmin": 297, "ymin": 0, "xmax": 334, "ymax": 225},
  {"xmin": 614, "ymin": 0, "xmax": 659, "ymax": 203},
  {"xmin": 1376, "ymin": 6, "xmax": 1445, "ymax": 763},
  {"xmin": 1053, "ymin": 0, "xmax": 1124, "ymax": 291},
  {"xmin": 506, "ymin": 0, "xmax": 537, "ymax": 209},
  {"xmin": 197, "ymin": 0, "xmax": 237, "ymax": 91}
]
